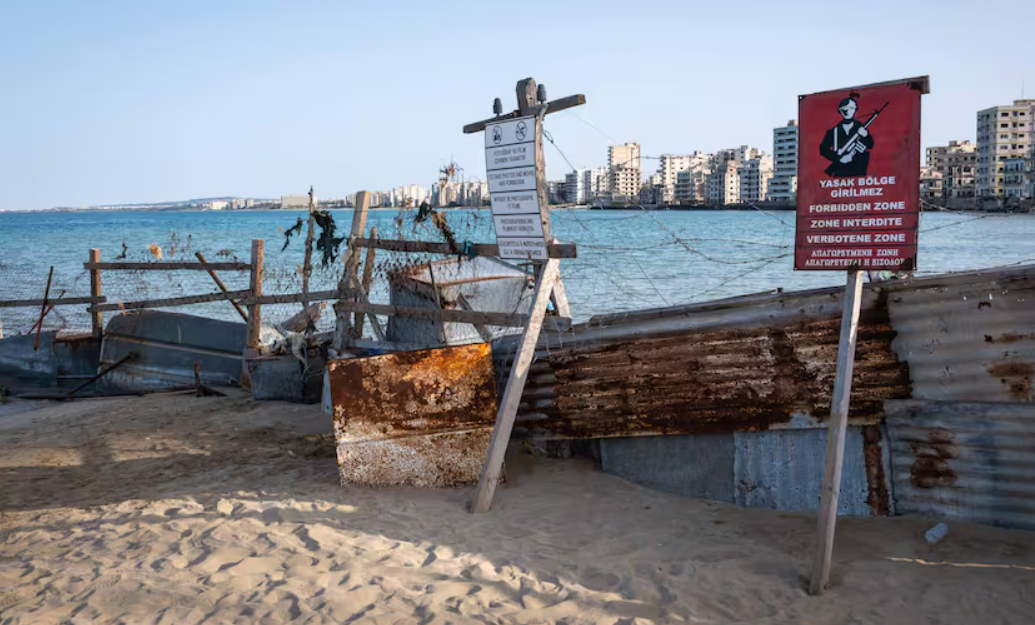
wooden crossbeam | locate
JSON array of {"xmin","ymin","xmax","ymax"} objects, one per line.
[
  {"xmin": 463, "ymin": 94, "xmax": 586, "ymax": 134},
  {"xmin": 84, "ymin": 261, "xmax": 251, "ymax": 271},
  {"xmin": 351, "ymin": 238, "xmax": 577, "ymax": 259},
  {"xmin": 92, "ymin": 289, "xmax": 251, "ymax": 313},
  {"xmin": 0, "ymin": 296, "xmax": 107, "ymax": 308}
]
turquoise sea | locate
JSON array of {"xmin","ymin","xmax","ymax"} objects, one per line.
[{"xmin": 1, "ymin": 208, "xmax": 1033, "ymax": 334}]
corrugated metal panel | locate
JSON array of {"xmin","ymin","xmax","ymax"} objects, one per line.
[
  {"xmin": 500, "ymin": 287, "xmax": 909, "ymax": 439},
  {"xmin": 886, "ymin": 400, "xmax": 1035, "ymax": 530},
  {"xmin": 733, "ymin": 426, "xmax": 891, "ymax": 517},
  {"xmin": 598, "ymin": 425, "xmax": 892, "ymax": 517},
  {"xmin": 600, "ymin": 433, "xmax": 735, "ymax": 502},
  {"xmin": 883, "ymin": 265, "xmax": 1035, "ymax": 402},
  {"xmin": 329, "ymin": 343, "xmax": 498, "ymax": 488}
]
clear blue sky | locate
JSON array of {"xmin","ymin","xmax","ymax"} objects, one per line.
[{"xmin": 2, "ymin": 0, "xmax": 1032, "ymax": 210}]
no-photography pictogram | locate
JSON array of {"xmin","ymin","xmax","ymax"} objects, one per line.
[
  {"xmin": 492, "ymin": 126, "xmax": 502, "ymax": 144},
  {"xmin": 515, "ymin": 122, "xmax": 527, "ymax": 141}
]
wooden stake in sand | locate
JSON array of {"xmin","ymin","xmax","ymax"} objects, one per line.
[{"xmin": 809, "ymin": 269, "xmax": 864, "ymax": 595}]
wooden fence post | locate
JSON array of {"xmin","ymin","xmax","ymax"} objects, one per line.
[
  {"xmin": 246, "ymin": 240, "xmax": 264, "ymax": 350},
  {"xmin": 334, "ymin": 191, "xmax": 370, "ymax": 349},
  {"xmin": 353, "ymin": 225, "xmax": 378, "ymax": 338},
  {"xmin": 89, "ymin": 249, "xmax": 103, "ymax": 338},
  {"xmin": 809, "ymin": 269, "xmax": 865, "ymax": 595}
]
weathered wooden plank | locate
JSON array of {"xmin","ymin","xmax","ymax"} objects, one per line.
[
  {"xmin": 462, "ymin": 94, "xmax": 586, "ymax": 134},
  {"xmin": 89, "ymin": 249, "xmax": 104, "ymax": 337},
  {"xmin": 244, "ymin": 297, "xmax": 571, "ymax": 330},
  {"xmin": 473, "ymin": 259, "xmax": 561, "ymax": 513},
  {"xmin": 246, "ymin": 240, "xmax": 264, "ymax": 350},
  {"xmin": 84, "ymin": 262, "xmax": 251, "ymax": 271},
  {"xmin": 351, "ymin": 238, "xmax": 577, "ymax": 259},
  {"xmin": 92, "ymin": 289, "xmax": 251, "ymax": 313},
  {"xmin": 0, "ymin": 296, "xmax": 107, "ymax": 309},
  {"xmin": 810, "ymin": 269, "xmax": 865, "ymax": 595}
]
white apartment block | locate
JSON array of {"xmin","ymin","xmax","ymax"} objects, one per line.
[
  {"xmin": 608, "ymin": 143, "xmax": 641, "ymax": 204},
  {"xmin": 925, "ymin": 140, "xmax": 977, "ymax": 201},
  {"xmin": 280, "ymin": 195, "xmax": 312, "ymax": 208},
  {"xmin": 706, "ymin": 159, "xmax": 740, "ymax": 205},
  {"xmin": 565, "ymin": 168, "xmax": 608, "ymax": 205},
  {"xmin": 976, "ymin": 99, "xmax": 1035, "ymax": 198},
  {"xmin": 674, "ymin": 168, "xmax": 709, "ymax": 203},
  {"xmin": 738, "ymin": 154, "xmax": 773, "ymax": 203},
  {"xmin": 769, "ymin": 120, "xmax": 798, "ymax": 203}
]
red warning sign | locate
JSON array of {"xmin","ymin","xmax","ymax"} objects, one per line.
[{"xmin": 795, "ymin": 78, "xmax": 927, "ymax": 271}]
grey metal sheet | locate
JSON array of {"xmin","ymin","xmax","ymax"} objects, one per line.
[
  {"xmin": 387, "ymin": 256, "xmax": 532, "ymax": 347},
  {"xmin": 600, "ymin": 433, "xmax": 735, "ymax": 503},
  {"xmin": 98, "ymin": 310, "xmax": 246, "ymax": 391},
  {"xmin": 884, "ymin": 267, "xmax": 1035, "ymax": 402},
  {"xmin": 732, "ymin": 427, "xmax": 889, "ymax": 517},
  {"xmin": 886, "ymin": 400, "xmax": 1035, "ymax": 530}
]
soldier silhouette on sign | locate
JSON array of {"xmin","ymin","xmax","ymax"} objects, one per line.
[{"xmin": 820, "ymin": 94, "xmax": 886, "ymax": 177}]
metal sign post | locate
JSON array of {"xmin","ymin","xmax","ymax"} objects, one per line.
[
  {"xmin": 795, "ymin": 76, "xmax": 929, "ymax": 595},
  {"xmin": 463, "ymin": 77, "xmax": 585, "ymax": 513}
]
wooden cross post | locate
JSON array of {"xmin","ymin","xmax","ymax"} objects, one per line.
[
  {"xmin": 466, "ymin": 77, "xmax": 585, "ymax": 513},
  {"xmin": 809, "ymin": 269, "xmax": 865, "ymax": 594}
]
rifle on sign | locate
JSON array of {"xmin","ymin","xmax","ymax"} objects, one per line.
[{"xmin": 825, "ymin": 101, "xmax": 890, "ymax": 176}]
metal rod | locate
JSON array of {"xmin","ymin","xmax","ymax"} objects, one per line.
[{"xmin": 34, "ymin": 267, "xmax": 54, "ymax": 351}]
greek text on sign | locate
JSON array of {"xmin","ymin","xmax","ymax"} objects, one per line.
[
  {"xmin": 490, "ymin": 190, "xmax": 540, "ymax": 215},
  {"xmin": 485, "ymin": 143, "xmax": 534, "ymax": 171},
  {"xmin": 487, "ymin": 166, "xmax": 537, "ymax": 194},
  {"xmin": 494, "ymin": 215, "xmax": 545, "ymax": 238},
  {"xmin": 485, "ymin": 116, "xmax": 536, "ymax": 148},
  {"xmin": 497, "ymin": 238, "xmax": 549, "ymax": 260}
]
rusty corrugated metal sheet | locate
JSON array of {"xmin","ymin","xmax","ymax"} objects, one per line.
[
  {"xmin": 883, "ymin": 264, "xmax": 1035, "ymax": 402},
  {"xmin": 885, "ymin": 400, "xmax": 1035, "ymax": 530},
  {"xmin": 329, "ymin": 343, "xmax": 498, "ymax": 488},
  {"xmin": 499, "ymin": 287, "xmax": 910, "ymax": 440}
]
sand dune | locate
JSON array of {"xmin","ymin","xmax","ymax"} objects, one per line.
[{"xmin": 1, "ymin": 392, "xmax": 1034, "ymax": 624}]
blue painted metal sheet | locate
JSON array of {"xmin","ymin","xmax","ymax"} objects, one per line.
[
  {"xmin": 732, "ymin": 427, "xmax": 889, "ymax": 517},
  {"xmin": 98, "ymin": 310, "xmax": 246, "ymax": 392}
]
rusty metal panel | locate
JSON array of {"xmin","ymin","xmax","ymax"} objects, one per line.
[
  {"xmin": 329, "ymin": 343, "xmax": 498, "ymax": 488},
  {"xmin": 500, "ymin": 286, "xmax": 910, "ymax": 440},
  {"xmin": 885, "ymin": 400, "xmax": 1035, "ymax": 530},
  {"xmin": 883, "ymin": 265, "xmax": 1035, "ymax": 402}
]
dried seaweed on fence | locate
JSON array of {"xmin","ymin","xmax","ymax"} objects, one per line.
[
  {"xmin": 313, "ymin": 211, "xmax": 344, "ymax": 266},
  {"xmin": 282, "ymin": 218, "xmax": 304, "ymax": 251},
  {"xmin": 412, "ymin": 201, "xmax": 459, "ymax": 255}
]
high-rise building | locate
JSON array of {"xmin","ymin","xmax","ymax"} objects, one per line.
[
  {"xmin": 769, "ymin": 120, "xmax": 798, "ymax": 203},
  {"xmin": 608, "ymin": 143, "xmax": 641, "ymax": 204},
  {"xmin": 976, "ymin": 99, "xmax": 1035, "ymax": 198},
  {"xmin": 920, "ymin": 167, "xmax": 944, "ymax": 201},
  {"xmin": 925, "ymin": 140, "xmax": 977, "ymax": 202},
  {"xmin": 656, "ymin": 154, "xmax": 705, "ymax": 204},
  {"xmin": 706, "ymin": 157, "xmax": 740, "ymax": 205},
  {"xmin": 564, "ymin": 168, "xmax": 608, "ymax": 205},
  {"xmin": 739, "ymin": 153, "xmax": 773, "ymax": 203},
  {"xmin": 674, "ymin": 168, "xmax": 709, "ymax": 204}
]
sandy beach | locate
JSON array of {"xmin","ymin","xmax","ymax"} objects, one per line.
[{"xmin": 1, "ymin": 392, "xmax": 1034, "ymax": 624}]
